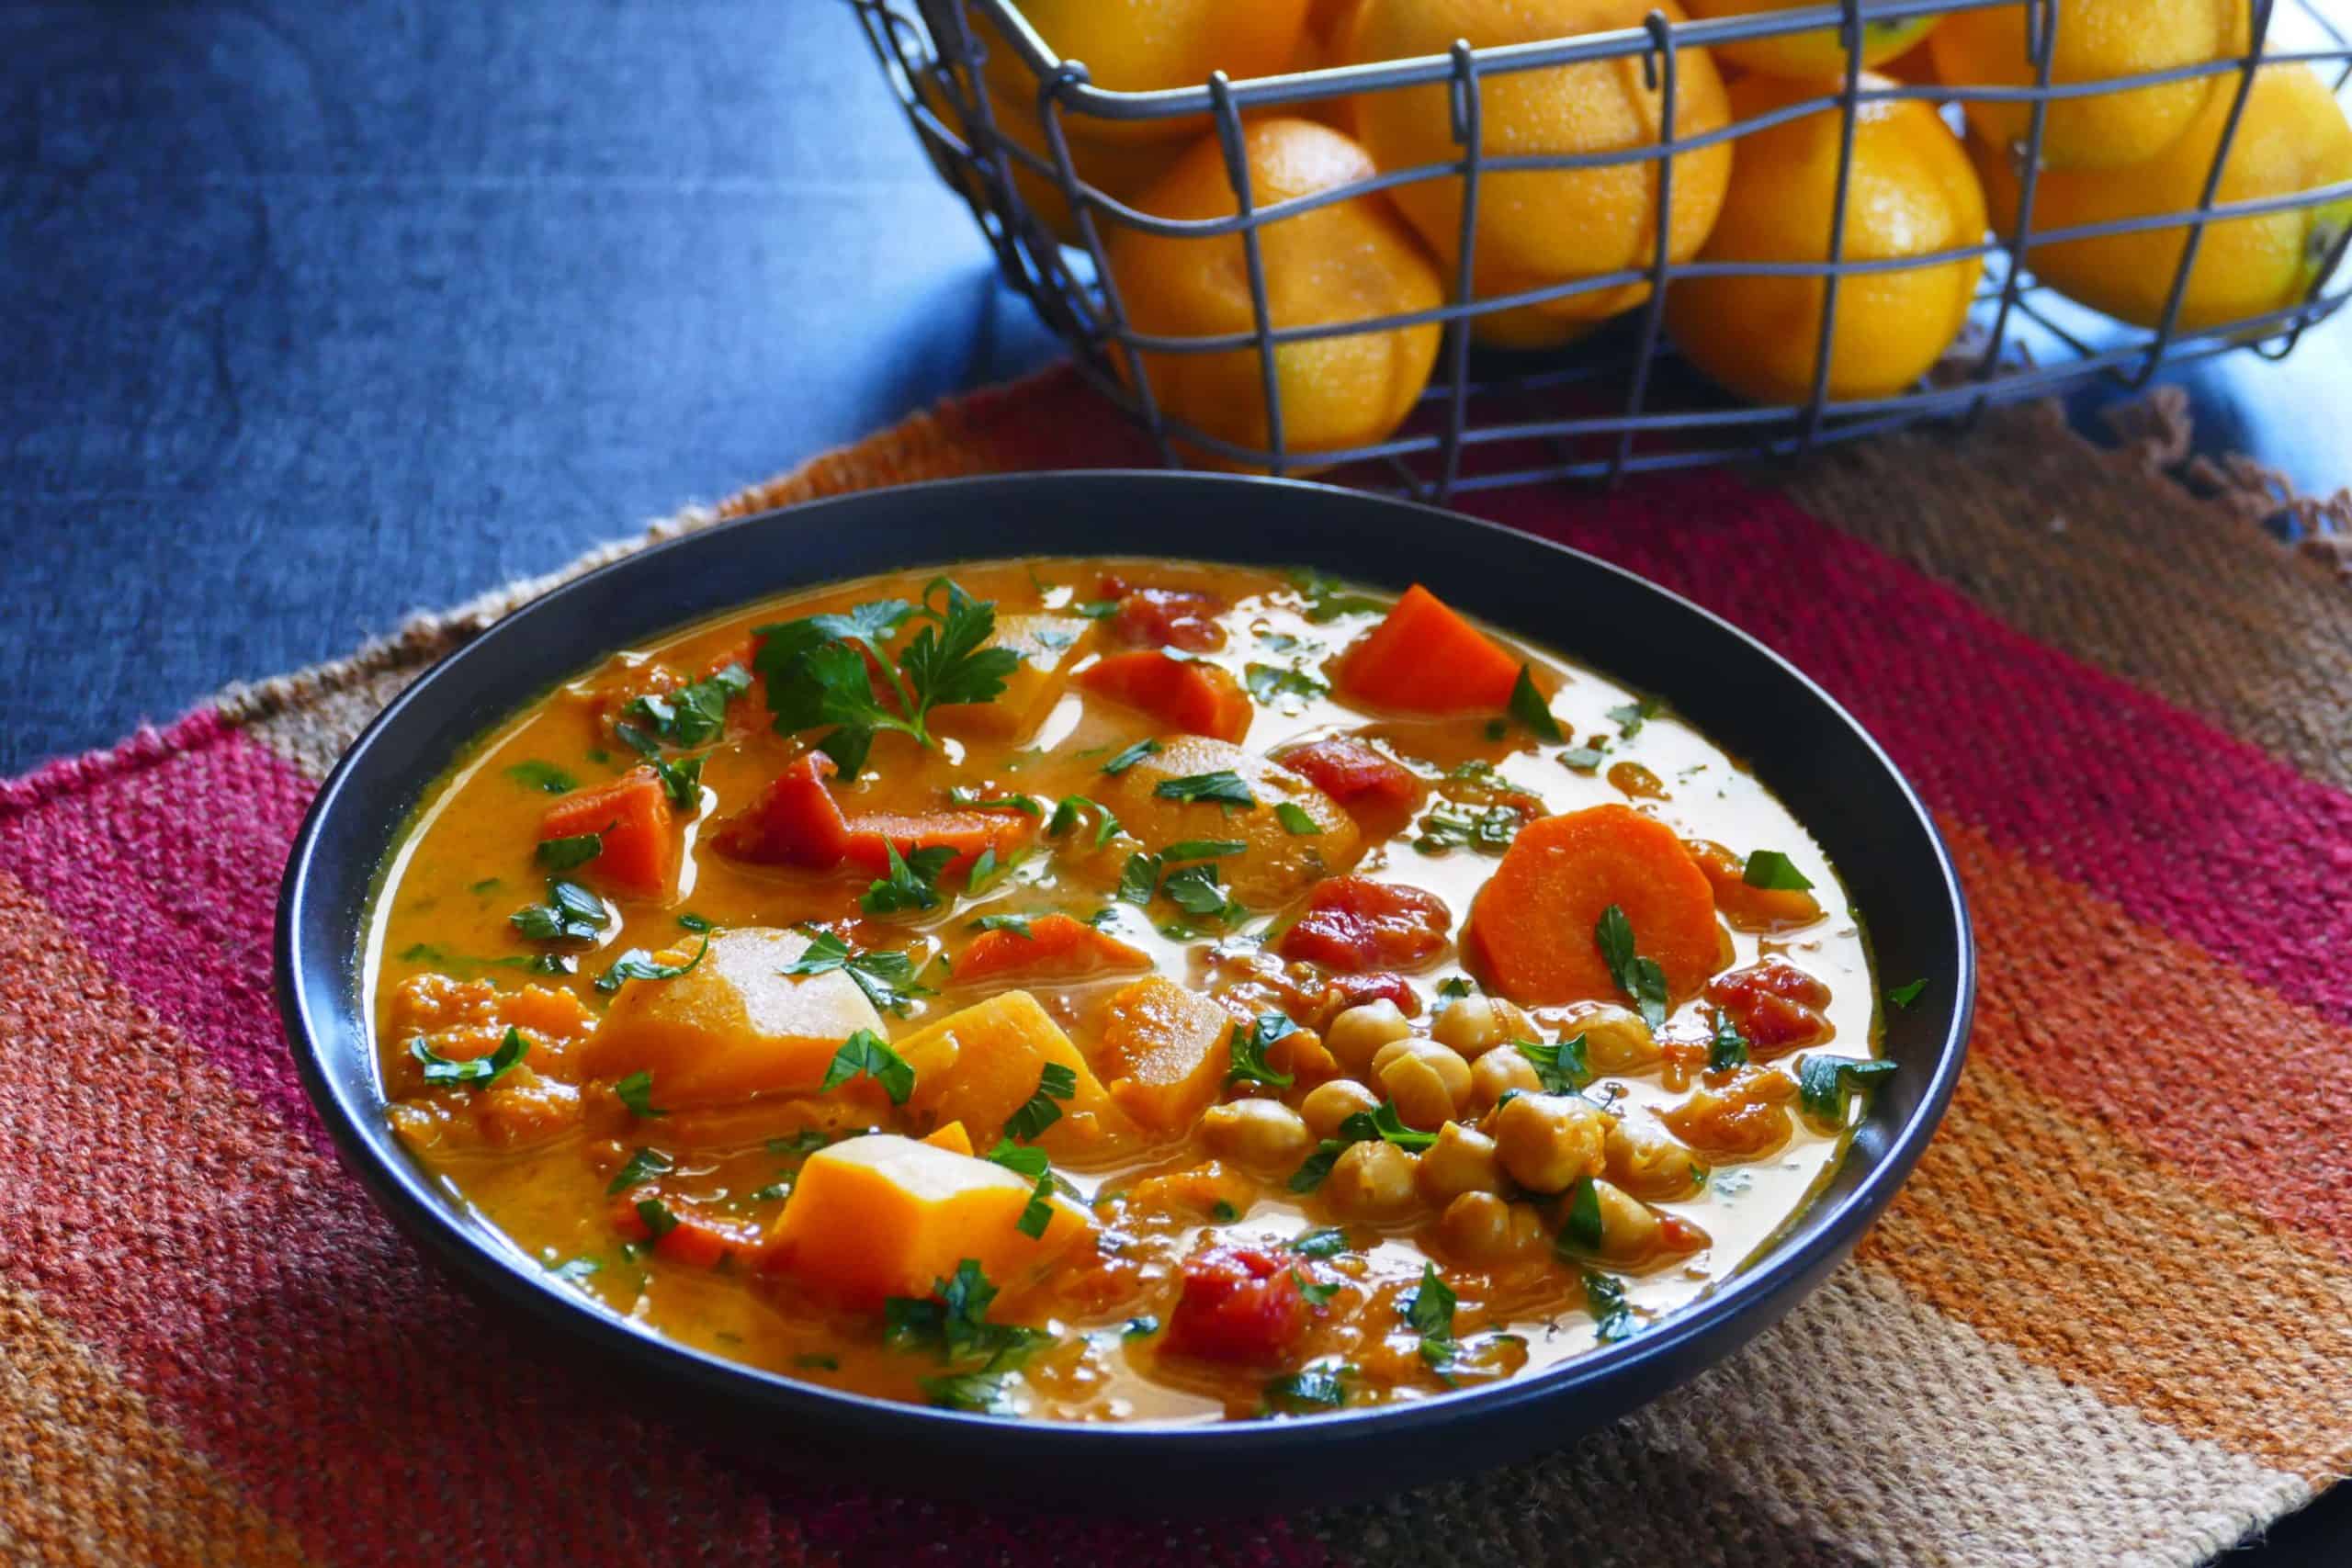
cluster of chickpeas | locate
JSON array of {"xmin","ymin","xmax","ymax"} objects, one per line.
[{"xmin": 1199, "ymin": 992, "xmax": 1707, "ymax": 1271}]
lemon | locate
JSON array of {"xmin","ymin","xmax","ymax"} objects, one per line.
[{"xmin": 1683, "ymin": 0, "xmax": 1939, "ymax": 81}]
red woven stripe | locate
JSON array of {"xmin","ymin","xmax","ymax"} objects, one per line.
[{"xmin": 1465, "ymin": 470, "xmax": 2352, "ymax": 1024}]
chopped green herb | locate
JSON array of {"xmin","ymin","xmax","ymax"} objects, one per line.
[
  {"xmin": 920, "ymin": 1370, "xmax": 1018, "ymax": 1414},
  {"xmin": 1115, "ymin": 852, "xmax": 1163, "ymax": 907},
  {"xmin": 1888, "ymin": 977, "xmax": 1928, "ymax": 1010},
  {"xmin": 1560, "ymin": 1177, "xmax": 1605, "ymax": 1254},
  {"xmin": 983, "ymin": 1138, "xmax": 1049, "ymax": 1179},
  {"xmin": 1258, "ymin": 630, "xmax": 1306, "ymax": 653},
  {"xmin": 1484, "ymin": 717, "xmax": 1509, "ymax": 741},
  {"xmin": 1403, "ymin": 1262, "xmax": 1459, "ymax": 1369},
  {"xmin": 947, "ymin": 787, "xmax": 1043, "ymax": 817},
  {"xmin": 1291, "ymin": 1227, "xmax": 1351, "ymax": 1259},
  {"xmin": 626, "ymin": 663, "xmax": 752, "ymax": 751},
  {"xmin": 966, "ymin": 846, "xmax": 1020, "ymax": 897},
  {"xmin": 1013, "ymin": 1170, "xmax": 1057, "ymax": 1238},
  {"xmin": 547, "ymin": 1257, "xmax": 600, "ymax": 1284},
  {"xmin": 535, "ymin": 831, "xmax": 604, "ymax": 872},
  {"xmin": 1708, "ymin": 1010, "xmax": 1750, "ymax": 1072},
  {"xmin": 1338, "ymin": 1100, "xmax": 1438, "ymax": 1151},
  {"xmin": 614, "ymin": 1070, "xmax": 668, "ymax": 1119},
  {"xmin": 634, "ymin": 1197, "xmax": 679, "ymax": 1240},
  {"xmin": 593, "ymin": 932, "xmax": 711, "ymax": 995},
  {"xmin": 1289, "ymin": 1141, "xmax": 1348, "ymax": 1192},
  {"xmin": 766, "ymin": 1129, "xmax": 832, "ymax": 1156},
  {"xmin": 1287, "ymin": 567, "xmax": 1387, "ymax": 623},
  {"xmin": 1162, "ymin": 839, "xmax": 1247, "ymax": 862},
  {"xmin": 1153, "ymin": 770, "xmax": 1257, "ymax": 808},
  {"xmin": 504, "ymin": 760, "xmax": 578, "ymax": 795},
  {"xmin": 509, "ymin": 877, "xmax": 608, "ymax": 943},
  {"xmin": 1159, "ymin": 861, "xmax": 1230, "ymax": 917},
  {"xmin": 676, "ymin": 911, "xmax": 713, "ymax": 932},
  {"xmin": 780, "ymin": 931, "xmax": 934, "ymax": 1016},
  {"xmin": 1436, "ymin": 976, "xmax": 1475, "ymax": 999},
  {"xmin": 1005, "ymin": 1062, "xmax": 1079, "ymax": 1142},
  {"xmin": 1557, "ymin": 744, "xmax": 1608, "ymax": 772},
  {"xmin": 1595, "ymin": 904, "xmax": 1669, "ymax": 1031},
  {"xmin": 1797, "ymin": 1055, "xmax": 1899, "ymax": 1123},
  {"xmin": 883, "ymin": 1258, "xmax": 1049, "ymax": 1369},
  {"xmin": 1263, "ymin": 1363, "xmax": 1350, "ymax": 1413},
  {"xmin": 409, "ymin": 1025, "xmax": 529, "ymax": 1089},
  {"xmin": 1227, "ymin": 1013, "xmax": 1298, "ymax": 1089},
  {"xmin": 1607, "ymin": 696, "xmax": 1663, "ymax": 739},
  {"xmin": 1742, "ymin": 850, "xmax": 1815, "ymax": 892},
  {"xmin": 791, "ymin": 1352, "xmax": 841, "ymax": 1371},
  {"xmin": 968, "ymin": 913, "xmax": 1033, "ymax": 938},
  {"xmin": 468, "ymin": 877, "xmax": 503, "ymax": 895},
  {"xmin": 397, "ymin": 942, "xmax": 571, "ymax": 977},
  {"xmin": 1516, "ymin": 1033, "xmax": 1592, "ymax": 1093},
  {"xmin": 606, "ymin": 1146, "xmax": 673, "ymax": 1196},
  {"xmin": 1101, "ymin": 738, "xmax": 1163, "ymax": 775},
  {"xmin": 1582, "ymin": 1268, "xmax": 1636, "ymax": 1341},
  {"xmin": 1245, "ymin": 663, "xmax": 1329, "ymax": 705},
  {"xmin": 650, "ymin": 752, "xmax": 705, "ymax": 809},
  {"xmin": 1413, "ymin": 803, "xmax": 1520, "ymax": 855},
  {"xmin": 861, "ymin": 840, "xmax": 956, "ymax": 916},
  {"xmin": 1071, "ymin": 598, "xmax": 1120, "ymax": 620},
  {"xmin": 1211, "ymin": 1199, "xmax": 1241, "ymax": 1223},
  {"xmin": 820, "ymin": 1029, "xmax": 916, "ymax": 1105},
  {"xmin": 1046, "ymin": 794, "xmax": 1122, "ymax": 850},
  {"xmin": 1294, "ymin": 1268, "xmax": 1339, "ymax": 1306},
  {"xmin": 1508, "ymin": 665, "xmax": 1564, "ymax": 742},
  {"xmin": 1274, "ymin": 802, "xmax": 1322, "ymax": 836}
]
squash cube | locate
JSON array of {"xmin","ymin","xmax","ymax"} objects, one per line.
[
  {"xmin": 1094, "ymin": 976, "xmax": 1235, "ymax": 1134},
  {"xmin": 1096, "ymin": 736, "xmax": 1363, "ymax": 906},
  {"xmin": 893, "ymin": 990, "xmax": 1136, "ymax": 1160}
]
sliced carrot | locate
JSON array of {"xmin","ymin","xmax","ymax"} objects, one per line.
[
  {"xmin": 538, "ymin": 768, "xmax": 676, "ymax": 900},
  {"xmin": 840, "ymin": 808, "xmax": 1036, "ymax": 878},
  {"xmin": 708, "ymin": 752, "xmax": 849, "ymax": 868},
  {"xmin": 956, "ymin": 913, "xmax": 1152, "ymax": 987},
  {"xmin": 1074, "ymin": 650, "xmax": 1252, "ymax": 742},
  {"xmin": 1464, "ymin": 803, "xmax": 1724, "ymax": 1007},
  {"xmin": 1336, "ymin": 583, "xmax": 1522, "ymax": 714}
]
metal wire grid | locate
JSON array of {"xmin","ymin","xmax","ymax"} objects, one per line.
[{"xmin": 853, "ymin": 0, "xmax": 2352, "ymax": 500}]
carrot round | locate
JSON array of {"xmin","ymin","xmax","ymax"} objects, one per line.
[
  {"xmin": 1464, "ymin": 804, "xmax": 1724, "ymax": 1007},
  {"xmin": 840, "ymin": 808, "xmax": 1035, "ymax": 877},
  {"xmin": 1075, "ymin": 650, "xmax": 1252, "ymax": 741},
  {"xmin": 1336, "ymin": 583, "xmax": 1522, "ymax": 714},
  {"xmin": 956, "ymin": 913, "xmax": 1151, "ymax": 987},
  {"xmin": 538, "ymin": 767, "xmax": 676, "ymax": 900}
]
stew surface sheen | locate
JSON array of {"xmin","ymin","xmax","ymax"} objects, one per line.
[{"xmin": 367, "ymin": 558, "xmax": 1883, "ymax": 1423}]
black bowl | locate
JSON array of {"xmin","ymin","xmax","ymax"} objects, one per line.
[{"xmin": 277, "ymin": 471, "xmax": 1972, "ymax": 1512}]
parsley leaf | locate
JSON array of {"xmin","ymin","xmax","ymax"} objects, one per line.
[
  {"xmin": 1797, "ymin": 1055, "xmax": 1899, "ymax": 1123},
  {"xmin": 1227, "ymin": 1014, "xmax": 1298, "ymax": 1089},
  {"xmin": 1005, "ymin": 1062, "xmax": 1078, "ymax": 1142},
  {"xmin": 634, "ymin": 1197, "xmax": 679, "ymax": 1239},
  {"xmin": 921, "ymin": 1369, "xmax": 1020, "ymax": 1415},
  {"xmin": 1263, "ymin": 1363, "xmax": 1351, "ymax": 1413},
  {"xmin": 884, "ymin": 1258, "xmax": 1050, "ymax": 1371},
  {"xmin": 1291, "ymin": 1227, "xmax": 1351, "ymax": 1259},
  {"xmin": 947, "ymin": 787, "xmax": 1043, "ymax": 816},
  {"xmin": 606, "ymin": 1145, "xmax": 674, "ymax": 1195},
  {"xmin": 1708, "ymin": 1010, "xmax": 1750, "ymax": 1072},
  {"xmin": 1560, "ymin": 1177, "xmax": 1605, "ymax": 1254},
  {"xmin": 861, "ymin": 840, "xmax": 956, "ymax": 916},
  {"xmin": 614, "ymin": 1070, "xmax": 668, "ymax": 1119},
  {"xmin": 820, "ymin": 1029, "xmax": 916, "ymax": 1105},
  {"xmin": 779, "ymin": 931, "xmax": 934, "ymax": 1016},
  {"xmin": 676, "ymin": 910, "xmax": 713, "ymax": 932},
  {"xmin": 1403, "ymin": 1262, "xmax": 1458, "ymax": 1370},
  {"xmin": 1245, "ymin": 664, "xmax": 1329, "ymax": 705},
  {"xmin": 1211, "ymin": 1199, "xmax": 1240, "ymax": 1223},
  {"xmin": 1582, "ymin": 1268, "xmax": 1637, "ymax": 1341},
  {"xmin": 650, "ymin": 752, "xmax": 705, "ymax": 809},
  {"xmin": 1413, "ymin": 804, "xmax": 1520, "ymax": 855},
  {"xmin": 966, "ymin": 847, "xmax": 1022, "ymax": 897},
  {"xmin": 1557, "ymin": 744, "xmax": 1608, "ymax": 772},
  {"xmin": 1887, "ymin": 977, "xmax": 1928, "ymax": 1010},
  {"xmin": 504, "ymin": 760, "xmax": 578, "ymax": 795},
  {"xmin": 410, "ymin": 1025, "xmax": 528, "ymax": 1089},
  {"xmin": 627, "ymin": 663, "xmax": 751, "ymax": 750},
  {"xmin": 1294, "ymin": 1268, "xmax": 1340, "ymax": 1306},
  {"xmin": 535, "ymin": 831, "xmax": 604, "ymax": 871},
  {"xmin": 1743, "ymin": 850, "xmax": 1815, "ymax": 891},
  {"xmin": 1287, "ymin": 567, "xmax": 1387, "ymax": 623},
  {"xmin": 1159, "ymin": 861, "xmax": 1231, "ymax": 917},
  {"xmin": 758, "ymin": 579, "xmax": 1020, "ymax": 769},
  {"xmin": 1508, "ymin": 665, "xmax": 1563, "ymax": 742},
  {"xmin": 1436, "ymin": 976, "xmax": 1475, "ymax": 999},
  {"xmin": 1153, "ymin": 770, "xmax": 1257, "ymax": 808},
  {"xmin": 1338, "ymin": 1100, "xmax": 1438, "ymax": 1151},
  {"xmin": 593, "ymin": 932, "xmax": 711, "ymax": 995},
  {"xmin": 1274, "ymin": 802, "xmax": 1322, "ymax": 836},
  {"xmin": 1115, "ymin": 852, "xmax": 1164, "ymax": 907},
  {"xmin": 1516, "ymin": 1034, "xmax": 1592, "ymax": 1093},
  {"xmin": 1100, "ymin": 738, "xmax": 1162, "ymax": 775},
  {"xmin": 968, "ymin": 913, "xmax": 1033, "ymax": 938},
  {"xmin": 1595, "ymin": 904, "xmax": 1669, "ymax": 1031},
  {"xmin": 1163, "ymin": 839, "xmax": 1247, "ymax": 862},
  {"xmin": 1046, "ymin": 794, "xmax": 1122, "ymax": 849},
  {"xmin": 509, "ymin": 878, "xmax": 608, "ymax": 943},
  {"xmin": 1607, "ymin": 696, "xmax": 1662, "ymax": 739}
]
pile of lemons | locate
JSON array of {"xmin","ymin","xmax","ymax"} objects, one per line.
[{"xmin": 965, "ymin": 0, "xmax": 2352, "ymax": 467}]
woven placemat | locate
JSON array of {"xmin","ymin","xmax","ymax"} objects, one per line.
[{"xmin": 4, "ymin": 366, "xmax": 2348, "ymax": 1568}]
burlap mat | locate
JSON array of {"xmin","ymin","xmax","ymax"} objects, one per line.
[{"xmin": 4, "ymin": 365, "xmax": 2347, "ymax": 1567}]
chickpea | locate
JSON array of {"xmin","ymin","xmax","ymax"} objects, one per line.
[
  {"xmin": 1557, "ymin": 1001, "xmax": 1660, "ymax": 1074},
  {"xmin": 1417, "ymin": 1121, "xmax": 1506, "ymax": 1205},
  {"xmin": 1588, "ymin": 1178, "xmax": 1663, "ymax": 1264},
  {"xmin": 1199, "ymin": 1100, "xmax": 1313, "ymax": 1170},
  {"xmin": 1299, "ymin": 1077, "xmax": 1380, "ymax": 1140},
  {"xmin": 1323, "ymin": 999, "xmax": 1412, "ymax": 1076},
  {"xmin": 1373, "ymin": 1040, "xmax": 1473, "ymax": 1102},
  {"xmin": 1325, "ymin": 1140, "xmax": 1419, "ymax": 1222},
  {"xmin": 1492, "ymin": 1091, "xmax": 1610, "ymax": 1194},
  {"xmin": 1605, "ymin": 1117, "xmax": 1704, "ymax": 1201},
  {"xmin": 1379, "ymin": 1052, "xmax": 1456, "ymax": 1131},
  {"xmin": 1438, "ymin": 1190, "xmax": 1513, "ymax": 1263},
  {"xmin": 1468, "ymin": 1047, "xmax": 1541, "ymax": 1112},
  {"xmin": 1431, "ymin": 995, "xmax": 1540, "ymax": 1059},
  {"xmin": 1501, "ymin": 1201, "xmax": 1552, "ymax": 1260}
]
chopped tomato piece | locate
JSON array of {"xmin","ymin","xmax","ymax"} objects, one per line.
[
  {"xmin": 1331, "ymin": 971, "xmax": 1419, "ymax": 1015},
  {"xmin": 1337, "ymin": 584, "xmax": 1522, "ymax": 714},
  {"xmin": 708, "ymin": 753, "xmax": 848, "ymax": 868},
  {"xmin": 956, "ymin": 913, "xmax": 1151, "ymax": 986},
  {"xmin": 1274, "ymin": 738, "xmax": 1422, "ymax": 829},
  {"xmin": 538, "ymin": 768, "xmax": 676, "ymax": 900},
  {"xmin": 1278, "ymin": 875, "xmax": 1452, "ymax": 973},
  {"xmin": 841, "ymin": 808, "xmax": 1035, "ymax": 878},
  {"xmin": 1075, "ymin": 650, "xmax": 1252, "ymax": 742},
  {"xmin": 1164, "ymin": 1246, "xmax": 1309, "ymax": 1364},
  {"xmin": 608, "ymin": 1194, "xmax": 755, "ymax": 1269},
  {"xmin": 1705, "ymin": 959, "xmax": 1833, "ymax": 1056},
  {"xmin": 1111, "ymin": 587, "xmax": 1227, "ymax": 653}
]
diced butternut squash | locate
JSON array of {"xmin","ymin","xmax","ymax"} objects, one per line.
[
  {"xmin": 1075, "ymin": 650, "xmax": 1252, "ymax": 742},
  {"xmin": 1095, "ymin": 735, "xmax": 1363, "ymax": 906},
  {"xmin": 583, "ymin": 927, "xmax": 887, "ymax": 1110},
  {"xmin": 955, "ymin": 913, "xmax": 1151, "ymax": 987},
  {"xmin": 539, "ymin": 768, "xmax": 677, "ymax": 900},
  {"xmin": 767, "ymin": 1134, "xmax": 1093, "ymax": 1307},
  {"xmin": 893, "ymin": 990, "xmax": 1136, "ymax": 1161},
  {"xmin": 933, "ymin": 613, "xmax": 1091, "ymax": 740},
  {"xmin": 1337, "ymin": 583, "xmax": 1523, "ymax": 714},
  {"xmin": 922, "ymin": 1121, "xmax": 975, "ymax": 1156},
  {"xmin": 1093, "ymin": 976, "xmax": 1235, "ymax": 1134},
  {"xmin": 839, "ymin": 808, "xmax": 1036, "ymax": 878}
]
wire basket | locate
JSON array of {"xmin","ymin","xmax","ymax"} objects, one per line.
[{"xmin": 851, "ymin": 0, "xmax": 2352, "ymax": 499}]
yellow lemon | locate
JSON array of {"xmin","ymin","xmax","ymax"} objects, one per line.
[
  {"xmin": 1667, "ymin": 73, "xmax": 1987, "ymax": 403},
  {"xmin": 1683, "ymin": 0, "xmax": 1939, "ymax": 81},
  {"xmin": 1345, "ymin": 0, "xmax": 1733, "ymax": 346},
  {"xmin": 1105, "ymin": 118, "xmax": 1445, "ymax": 470},
  {"xmin": 1930, "ymin": 0, "xmax": 2247, "ymax": 171},
  {"xmin": 988, "ymin": 0, "xmax": 1315, "ymax": 143},
  {"xmin": 1976, "ymin": 62, "xmax": 2352, "ymax": 331}
]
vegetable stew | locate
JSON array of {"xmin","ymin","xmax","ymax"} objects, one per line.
[{"xmin": 368, "ymin": 558, "xmax": 1894, "ymax": 1421}]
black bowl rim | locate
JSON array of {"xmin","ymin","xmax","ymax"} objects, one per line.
[{"xmin": 275, "ymin": 468, "xmax": 1973, "ymax": 1463}]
